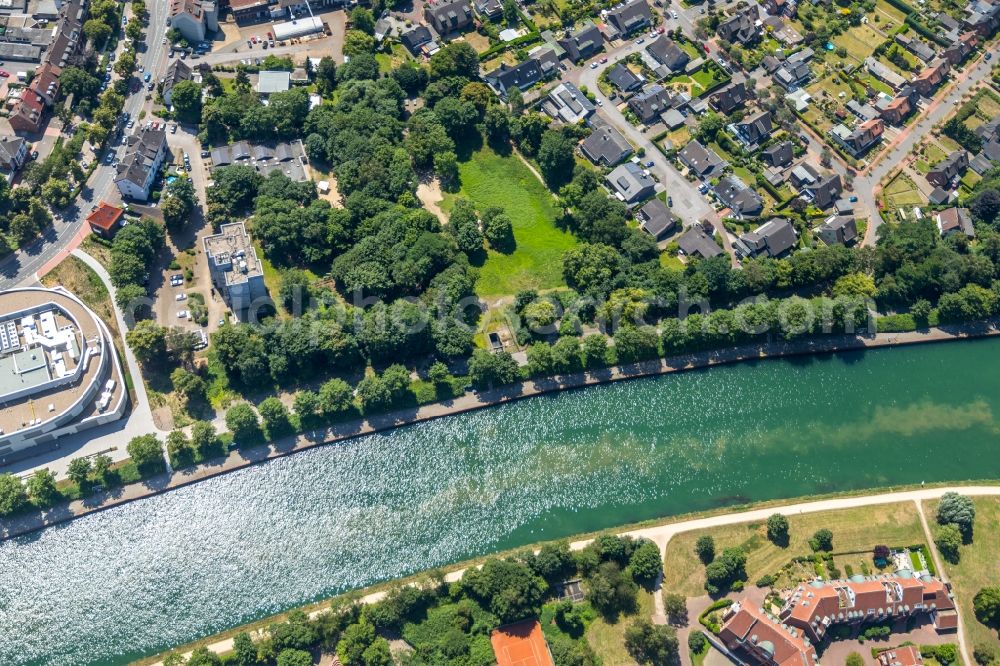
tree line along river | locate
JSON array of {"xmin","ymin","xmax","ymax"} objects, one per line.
[{"xmin": 3, "ymin": 338, "xmax": 1000, "ymax": 665}]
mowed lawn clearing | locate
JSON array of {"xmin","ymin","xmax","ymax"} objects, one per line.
[
  {"xmin": 833, "ymin": 24, "xmax": 882, "ymax": 64},
  {"xmin": 663, "ymin": 503, "xmax": 925, "ymax": 596},
  {"xmin": 923, "ymin": 496, "xmax": 1000, "ymax": 653},
  {"xmin": 443, "ymin": 146, "xmax": 578, "ymax": 296}
]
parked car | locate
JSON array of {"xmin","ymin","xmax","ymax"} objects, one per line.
[
  {"xmin": 247, "ymin": 40, "xmax": 253, "ymax": 48},
  {"xmin": 30, "ymin": 150, "xmax": 38, "ymax": 160},
  {"xmin": 170, "ymin": 124, "xmax": 177, "ymax": 134},
  {"xmin": 987, "ymin": 52, "xmax": 993, "ymax": 60},
  {"xmin": 170, "ymin": 274, "xmax": 184, "ymax": 286},
  {"xmin": 644, "ymin": 160, "xmax": 654, "ymax": 167},
  {"xmin": 599, "ymin": 56, "xmax": 608, "ymax": 63},
  {"xmin": 177, "ymin": 310, "xmax": 189, "ymax": 319},
  {"xmin": 671, "ymin": 10, "xmax": 678, "ymax": 18},
  {"xmin": 0, "ymin": 69, "xmax": 9, "ymax": 77},
  {"xmin": 590, "ymin": 62, "xmax": 598, "ymax": 69},
  {"xmin": 667, "ymin": 196, "xmax": 673, "ymax": 206},
  {"xmin": 175, "ymin": 293, "xmax": 187, "ymax": 302}
]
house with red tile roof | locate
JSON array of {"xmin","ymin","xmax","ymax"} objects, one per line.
[
  {"xmin": 86, "ymin": 203, "xmax": 125, "ymax": 240},
  {"xmin": 8, "ymin": 91, "xmax": 46, "ymax": 134},
  {"xmin": 877, "ymin": 645, "xmax": 924, "ymax": 666},
  {"xmin": 780, "ymin": 573, "xmax": 957, "ymax": 644},
  {"xmin": 719, "ymin": 599, "xmax": 818, "ymax": 666}
]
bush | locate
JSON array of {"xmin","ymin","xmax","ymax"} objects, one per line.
[
  {"xmin": 755, "ymin": 574, "xmax": 777, "ymax": 588},
  {"xmin": 935, "ymin": 523, "xmax": 963, "ymax": 564},
  {"xmin": 766, "ymin": 513, "xmax": 789, "ymax": 545},
  {"xmin": 695, "ymin": 535, "xmax": 715, "ymax": 564},
  {"xmin": 810, "ymin": 528, "xmax": 834, "ymax": 552},
  {"xmin": 688, "ymin": 630, "xmax": 708, "ymax": 654}
]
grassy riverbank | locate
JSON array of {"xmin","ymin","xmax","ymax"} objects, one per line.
[{"xmin": 130, "ymin": 482, "xmax": 1000, "ymax": 666}]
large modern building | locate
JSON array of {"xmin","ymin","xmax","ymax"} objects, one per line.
[
  {"xmin": 0, "ymin": 287, "xmax": 126, "ymax": 466},
  {"xmin": 204, "ymin": 222, "xmax": 268, "ymax": 319}
]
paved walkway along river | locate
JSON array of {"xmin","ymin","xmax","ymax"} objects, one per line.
[
  {"xmin": 152, "ymin": 485, "xmax": 999, "ymax": 666},
  {"xmin": 2, "ymin": 319, "xmax": 999, "ymax": 542}
]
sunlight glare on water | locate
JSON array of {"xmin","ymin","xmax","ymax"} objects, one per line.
[{"xmin": 2, "ymin": 340, "xmax": 1000, "ymax": 665}]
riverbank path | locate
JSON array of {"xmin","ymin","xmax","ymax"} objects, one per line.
[{"xmin": 149, "ymin": 485, "xmax": 999, "ymax": 665}]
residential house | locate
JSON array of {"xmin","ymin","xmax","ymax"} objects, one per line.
[
  {"xmin": 661, "ymin": 108, "xmax": 686, "ymax": 129},
  {"xmin": 162, "ymin": 59, "xmax": 193, "ymax": 107},
  {"xmin": 780, "ymin": 574, "xmax": 958, "ymax": 643},
  {"xmin": 830, "ymin": 118, "xmax": 884, "ymax": 157},
  {"xmin": 628, "ymin": 85, "xmax": 673, "ymax": 124},
  {"xmin": 636, "ymin": 198, "xmax": 676, "ymax": 239},
  {"xmin": 257, "ymin": 70, "xmax": 290, "ymax": 95},
  {"xmin": 717, "ymin": 4, "xmax": 761, "ymax": 45},
  {"xmin": 962, "ymin": 0, "xmax": 1000, "ymax": 36},
  {"xmin": 865, "ymin": 56, "xmax": 907, "ymax": 90},
  {"xmin": 531, "ymin": 47, "xmax": 561, "ymax": 79},
  {"xmin": 927, "ymin": 150, "xmax": 969, "ymax": 187},
  {"xmin": 846, "ymin": 99, "xmax": 880, "ymax": 122},
  {"xmin": 710, "ymin": 81, "xmax": 748, "ymax": 114},
  {"xmin": 814, "ymin": 214, "xmax": 858, "ymax": 245},
  {"xmin": 607, "ymin": 62, "xmax": 644, "ymax": 92},
  {"xmin": 761, "ymin": 141, "xmax": 794, "ymax": 168},
  {"xmin": 168, "ymin": 0, "xmax": 217, "ymax": 42},
  {"xmin": 580, "ymin": 124, "xmax": 633, "ymax": 165},
  {"xmin": 774, "ymin": 57, "xmax": 811, "ymax": 89},
  {"xmin": 970, "ymin": 152, "xmax": 994, "ymax": 175},
  {"xmin": 646, "ymin": 36, "xmax": 689, "ymax": 72},
  {"xmin": 805, "ymin": 173, "xmax": 843, "ymax": 209},
  {"xmin": 895, "ymin": 34, "xmax": 936, "ymax": 62},
  {"xmin": 929, "ymin": 186, "xmax": 952, "ymax": 204},
  {"xmin": 8, "ymin": 91, "xmax": 46, "ymax": 134},
  {"xmin": 679, "ymin": 139, "xmax": 727, "ymax": 178},
  {"xmin": 85, "ymin": 202, "xmax": 125, "ymax": 240},
  {"xmin": 762, "ymin": 54, "xmax": 782, "ymax": 73},
  {"xmin": 764, "ymin": 16, "xmax": 803, "ymax": 45},
  {"xmin": 204, "ymin": 222, "xmax": 268, "ymax": 320},
  {"xmin": 714, "ymin": 175, "xmax": 764, "ymax": 218},
  {"xmin": 677, "ymin": 225, "xmax": 723, "ymax": 258},
  {"xmin": 229, "ymin": 0, "xmax": 269, "ymax": 23},
  {"xmin": 877, "ymin": 91, "xmax": 915, "ymax": 125},
  {"xmin": 762, "ymin": 0, "xmax": 797, "ymax": 17},
  {"xmin": 605, "ymin": 0, "xmax": 653, "ymax": 39},
  {"xmin": 474, "ymin": 0, "xmax": 503, "ymax": 20},
  {"xmin": 936, "ymin": 207, "xmax": 975, "ymax": 237},
  {"xmin": 937, "ymin": 12, "xmax": 964, "ymax": 41},
  {"xmin": 559, "ymin": 22, "xmax": 604, "ymax": 62},
  {"xmin": 424, "ymin": 0, "xmax": 474, "ymax": 36},
  {"xmin": 877, "ymin": 647, "xmax": 925, "ymax": 666},
  {"xmin": 719, "ymin": 600, "xmax": 819, "ymax": 666},
  {"xmin": 115, "ymin": 127, "xmax": 167, "ymax": 201},
  {"xmin": 735, "ymin": 110, "xmax": 772, "ymax": 147},
  {"xmin": 606, "ymin": 162, "xmax": 655, "ymax": 205},
  {"xmin": 28, "ymin": 63, "xmax": 61, "ymax": 107},
  {"xmin": 0, "ymin": 137, "xmax": 28, "ymax": 176},
  {"xmin": 546, "ymin": 82, "xmax": 595, "ymax": 123},
  {"xmin": 401, "ymin": 25, "xmax": 433, "ymax": 53},
  {"xmin": 484, "ymin": 58, "xmax": 547, "ymax": 98},
  {"xmin": 790, "ymin": 162, "xmax": 819, "ymax": 189},
  {"xmin": 911, "ymin": 58, "xmax": 950, "ymax": 97},
  {"xmin": 735, "ymin": 217, "xmax": 797, "ymax": 257},
  {"xmin": 942, "ymin": 31, "xmax": 978, "ymax": 66}
]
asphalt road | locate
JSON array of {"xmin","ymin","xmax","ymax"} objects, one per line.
[{"xmin": 0, "ymin": 0, "xmax": 173, "ymax": 290}]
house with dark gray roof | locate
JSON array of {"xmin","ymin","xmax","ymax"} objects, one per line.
[
  {"xmin": 805, "ymin": 173, "xmax": 843, "ymax": 209},
  {"xmin": 401, "ymin": 25, "xmax": 433, "ymax": 53},
  {"xmin": 710, "ymin": 81, "xmax": 748, "ymax": 114},
  {"xmin": 0, "ymin": 137, "xmax": 27, "ymax": 176},
  {"xmin": 559, "ymin": 22, "xmax": 604, "ymax": 62},
  {"xmin": 926, "ymin": 151, "xmax": 969, "ymax": 188},
  {"xmin": 773, "ymin": 55, "xmax": 811, "ymax": 89},
  {"xmin": 484, "ymin": 58, "xmax": 548, "ymax": 98},
  {"xmin": 714, "ymin": 175, "xmax": 764, "ymax": 218},
  {"xmin": 677, "ymin": 225, "xmax": 723, "ymax": 259},
  {"xmin": 895, "ymin": 34, "xmax": 936, "ymax": 62},
  {"xmin": 606, "ymin": 162, "xmax": 655, "ymax": 205},
  {"xmin": 162, "ymin": 59, "xmax": 193, "ymax": 107},
  {"xmin": 115, "ymin": 127, "xmax": 167, "ymax": 201},
  {"xmin": 734, "ymin": 110, "xmax": 772, "ymax": 147},
  {"xmin": 637, "ymin": 198, "xmax": 676, "ymax": 239},
  {"xmin": 474, "ymin": 0, "xmax": 503, "ymax": 20},
  {"xmin": 581, "ymin": 124, "xmax": 633, "ymax": 165},
  {"xmin": 814, "ymin": 215, "xmax": 858, "ymax": 245},
  {"xmin": 717, "ymin": 4, "xmax": 761, "ymax": 44},
  {"xmin": 846, "ymin": 99, "xmax": 880, "ymax": 122},
  {"xmin": 546, "ymin": 82, "xmax": 596, "ymax": 123},
  {"xmin": 646, "ymin": 36, "xmax": 689, "ymax": 72},
  {"xmin": 628, "ymin": 85, "xmax": 673, "ymax": 124},
  {"xmin": 607, "ymin": 62, "xmax": 644, "ymax": 92},
  {"xmin": 605, "ymin": 0, "xmax": 654, "ymax": 38},
  {"xmin": 424, "ymin": 0, "xmax": 474, "ymax": 35},
  {"xmin": 678, "ymin": 139, "xmax": 727, "ymax": 178},
  {"xmin": 735, "ymin": 217, "xmax": 797, "ymax": 257},
  {"xmin": 761, "ymin": 141, "xmax": 794, "ymax": 168}
]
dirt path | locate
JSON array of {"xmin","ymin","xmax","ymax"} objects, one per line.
[
  {"xmin": 916, "ymin": 500, "xmax": 971, "ymax": 666},
  {"xmin": 416, "ymin": 178, "xmax": 447, "ymax": 224}
]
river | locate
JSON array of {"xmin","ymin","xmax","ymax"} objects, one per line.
[{"xmin": 2, "ymin": 339, "xmax": 1000, "ymax": 665}]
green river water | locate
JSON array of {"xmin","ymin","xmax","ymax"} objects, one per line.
[{"xmin": 2, "ymin": 339, "xmax": 1000, "ymax": 665}]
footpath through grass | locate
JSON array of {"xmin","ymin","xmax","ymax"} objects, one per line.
[
  {"xmin": 924, "ymin": 496, "xmax": 1000, "ymax": 653},
  {"xmin": 442, "ymin": 145, "xmax": 578, "ymax": 296},
  {"xmin": 663, "ymin": 503, "xmax": 925, "ymax": 596}
]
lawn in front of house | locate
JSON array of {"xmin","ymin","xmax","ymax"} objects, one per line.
[
  {"xmin": 883, "ymin": 173, "xmax": 928, "ymax": 208},
  {"xmin": 923, "ymin": 496, "xmax": 1000, "ymax": 654},
  {"xmin": 662, "ymin": 503, "xmax": 926, "ymax": 597},
  {"xmin": 585, "ymin": 589, "xmax": 655, "ymax": 666},
  {"xmin": 441, "ymin": 145, "xmax": 578, "ymax": 296}
]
